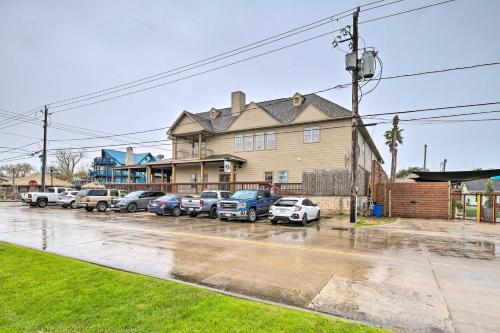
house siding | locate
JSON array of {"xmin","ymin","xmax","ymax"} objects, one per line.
[{"xmin": 173, "ymin": 119, "xmax": 358, "ymax": 183}]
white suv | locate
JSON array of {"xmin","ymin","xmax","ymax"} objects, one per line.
[{"xmin": 268, "ymin": 197, "xmax": 320, "ymax": 226}]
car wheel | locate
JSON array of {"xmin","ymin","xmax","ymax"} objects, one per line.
[
  {"xmin": 209, "ymin": 206, "xmax": 218, "ymax": 219},
  {"xmin": 155, "ymin": 213, "xmax": 162, "ymax": 216},
  {"xmin": 29, "ymin": 203, "xmax": 37, "ymax": 207},
  {"xmin": 85, "ymin": 207, "xmax": 94, "ymax": 212},
  {"xmin": 270, "ymin": 219, "xmax": 278, "ymax": 225},
  {"xmin": 70, "ymin": 201, "xmax": 78, "ymax": 209},
  {"xmin": 127, "ymin": 203, "xmax": 138, "ymax": 213},
  {"xmin": 219, "ymin": 217, "xmax": 228, "ymax": 222},
  {"xmin": 188, "ymin": 212, "xmax": 198, "ymax": 218},
  {"xmin": 171, "ymin": 206, "xmax": 181, "ymax": 217},
  {"xmin": 96, "ymin": 202, "xmax": 108, "ymax": 212},
  {"xmin": 301, "ymin": 214, "xmax": 308, "ymax": 226},
  {"xmin": 37, "ymin": 198, "xmax": 48, "ymax": 208},
  {"xmin": 247, "ymin": 208, "xmax": 257, "ymax": 223},
  {"xmin": 316, "ymin": 210, "xmax": 321, "ymax": 221}
]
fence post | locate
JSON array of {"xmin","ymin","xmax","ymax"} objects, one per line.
[
  {"xmin": 388, "ymin": 190, "xmax": 392, "ymax": 218},
  {"xmin": 476, "ymin": 194, "xmax": 481, "ymax": 223},
  {"xmin": 448, "ymin": 181, "xmax": 452, "ymax": 220}
]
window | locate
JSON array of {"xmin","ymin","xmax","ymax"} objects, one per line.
[
  {"xmin": 244, "ymin": 133, "xmax": 253, "ymax": 151},
  {"xmin": 200, "ymin": 192, "xmax": 218, "ymax": 199},
  {"xmin": 110, "ymin": 190, "xmax": 118, "ymax": 197},
  {"xmin": 277, "ymin": 171, "xmax": 288, "ymax": 184},
  {"xmin": 304, "ymin": 127, "xmax": 320, "ymax": 143},
  {"xmin": 221, "ymin": 192, "xmax": 232, "ymax": 199},
  {"xmin": 234, "ymin": 135, "xmax": 243, "ymax": 152},
  {"xmin": 264, "ymin": 172, "xmax": 273, "ymax": 184},
  {"xmin": 57, "ymin": 188, "xmax": 66, "ymax": 193},
  {"xmin": 266, "ymin": 130, "xmax": 276, "ymax": 149},
  {"xmin": 255, "ymin": 132, "xmax": 265, "ymax": 150}
]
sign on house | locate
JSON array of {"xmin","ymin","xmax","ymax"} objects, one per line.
[{"xmin": 224, "ymin": 160, "xmax": 231, "ymax": 174}]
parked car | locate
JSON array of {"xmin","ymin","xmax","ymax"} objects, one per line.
[
  {"xmin": 148, "ymin": 194, "xmax": 194, "ymax": 216},
  {"xmin": 217, "ymin": 189, "xmax": 281, "ymax": 222},
  {"xmin": 21, "ymin": 187, "xmax": 75, "ymax": 208},
  {"xmin": 57, "ymin": 190, "xmax": 80, "ymax": 209},
  {"xmin": 111, "ymin": 191, "xmax": 164, "ymax": 212},
  {"xmin": 75, "ymin": 189, "xmax": 128, "ymax": 212},
  {"xmin": 268, "ymin": 197, "xmax": 320, "ymax": 226},
  {"xmin": 181, "ymin": 190, "xmax": 233, "ymax": 218}
]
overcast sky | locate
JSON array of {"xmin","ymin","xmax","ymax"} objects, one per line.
[{"xmin": 1, "ymin": 0, "xmax": 499, "ymax": 173}]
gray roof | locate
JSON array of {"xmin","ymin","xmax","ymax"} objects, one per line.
[
  {"xmin": 463, "ymin": 179, "xmax": 500, "ymax": 192},
  {"xmin": 184, "ymin": 93, "xmax": 352, "ymax": 133}
]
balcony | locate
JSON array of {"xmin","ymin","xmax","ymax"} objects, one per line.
[
  {"xmin": 176, "ymin": 148, "xmax": 214, "ymax": 160},
  {"xmin": 93, "ymin": 157, "xmax": 115, "ymax": 165}
]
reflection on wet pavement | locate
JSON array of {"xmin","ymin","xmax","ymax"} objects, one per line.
[{"xmin": 1, "ymin": 203, "xmax": 500, "ymax": 332}]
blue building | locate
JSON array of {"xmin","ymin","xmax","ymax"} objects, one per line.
[{"xmin": 90, "ymin": 148, "xmax": 157, "ymax": 183}]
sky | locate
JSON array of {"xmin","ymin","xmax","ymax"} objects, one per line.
[{"xmin": 0, "ymin": 0, "xmax": 499, "ymax": 173}]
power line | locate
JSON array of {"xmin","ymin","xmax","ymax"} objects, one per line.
[
  {"xmin": 28, "ymin": 0, "xmax": 398, "ymax": 112},
  {"xmin": 49, "ymin": 0, "xmax": 453, "ymax": 115}
]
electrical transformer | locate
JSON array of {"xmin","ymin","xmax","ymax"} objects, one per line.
[
  {"xmin": 361, "ymin": 50, "xmax": 376, "ymax": 78},
  {"xmin": 345, "ymin": 52, "xmax": 357, "ymax": 71}
]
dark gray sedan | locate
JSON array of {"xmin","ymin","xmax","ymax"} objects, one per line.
[{"xmin": 111, "ymin": 191, "xmax": 164, "ymax": 212}]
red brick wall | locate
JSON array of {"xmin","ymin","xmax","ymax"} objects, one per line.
[
  {"xmin": 370, "ymin": 160, "xmax": 388, "ymax": 203},
  {"xmin": 374, "ymin": 182, "xmax": 450, "ymax": 219}
]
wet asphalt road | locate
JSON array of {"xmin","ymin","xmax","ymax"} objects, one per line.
[{"xmin": 1, "ymin": 202, "xmax": 500, "ymax": 332}]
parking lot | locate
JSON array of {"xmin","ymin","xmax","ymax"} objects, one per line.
[{"xmin": 1, "ymin": 202, "xmax": 500, "ymax": 332}]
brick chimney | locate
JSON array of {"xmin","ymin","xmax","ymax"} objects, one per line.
[
  {"xmin": 125, "ymin": 147, "xmax": 134, "ymax": 165},
  {"xmin": 231, "ymin": 91, "xmax": 246, "ymax": 116}
]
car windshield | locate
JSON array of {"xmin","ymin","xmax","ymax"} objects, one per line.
[
  {"xmin": 200, "ymin": 192, "xmax": 218, "ymax": 199},
  {"xmin": 76, "ymin": 190, "xmax": 89, "ymax": 196},
  {"xmin": 232, "ymin": 190, "xmax": 257, "ymax": 200},
  {"xmin": 158, "ymin": 195, "xmax": 177, "ymax": 201},
  {"xmin": 124, "ymin": 191, "xmax": 143, "ymax": 198},
  {"xmin": 275, "ymin": 199, "xmax": 298, "ymax": 207}
]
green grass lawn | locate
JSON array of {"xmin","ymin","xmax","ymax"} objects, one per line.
[
  {"xmin": 355, "ymin": 218, "xmax": 395, "ymax": 228},
  {"xmin": 0, "ymin": 243, "xmax": 388, "ymax": 333}
]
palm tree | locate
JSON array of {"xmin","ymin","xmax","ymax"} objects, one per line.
[{"xmin": 384, "ymin": 115, "xmax": 403, "ymax": 182}]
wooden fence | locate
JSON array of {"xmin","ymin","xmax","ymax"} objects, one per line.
[
  {"xmin": 106, "ymin": 182, "xmax": 272, "ymax": 195},
  {"xmin": 301, "ymin": 168, "xmax": 370, "ymax": 196},
  {"xmin": 374, "ymin": 182, "xmax": 450, "ymax": 219}
]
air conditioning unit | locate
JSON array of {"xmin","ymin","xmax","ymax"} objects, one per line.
[
  {"xmin": 362, "ymin": 50, "xmax": 376, "ymax": 78},
  {"xmin": 345, "ymin": 52, "xmax": 357, "ymax": 71}
]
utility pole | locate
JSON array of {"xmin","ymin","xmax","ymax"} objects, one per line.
[
  {"xmin": 423, "ymin": 144, "xmax": 427, "ymax": 170},
  {"xmin": 41, "ymin": 105, "xmax": 48, "ymax": 192},
  {"xmin": 349, "ymin": 7, "xmax": 360, "ymax": 224}
]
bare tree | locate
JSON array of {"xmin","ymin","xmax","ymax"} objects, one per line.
[
  {"xmin": 53, "ymin": 150, "xmax": 85, "ymax": 182},
  {"xmin": 0, "ymin": 163, "xmax": 35, "ymax": 178}
]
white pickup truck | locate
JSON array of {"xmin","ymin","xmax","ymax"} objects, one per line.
[{"xmin": 21, "ymin": 187, "xmax": 75, "ymax": 208}]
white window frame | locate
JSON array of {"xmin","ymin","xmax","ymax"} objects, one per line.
[
  {"xmin": 277, "ymin": 170, "xmax": 288, "ymax": 184},
  {"xmin": 255, "ymin": 132, "xmax": 265, "ymax": 151},
  {"xmin": 304, "ymin": 127, "xmax": 320, "ymax": 143},
  {"xmin": 234, "ymin": 135, "xmax": 243, "ymax": 152},
  {"xmin": 266, "ymin": 130, "xmax": 276, "ymax": 150},
  {"xmin": 244, "ymin": 133, "xmax": 253, "ymax": 151}
]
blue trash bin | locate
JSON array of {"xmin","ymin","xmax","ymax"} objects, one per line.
[{"xmin": 373, "ymin": 204, "xmax": 384, "ymax": 217}]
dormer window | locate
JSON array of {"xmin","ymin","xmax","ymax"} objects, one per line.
[
  {"xmin": 292, "ymin": 92, "xmax": 304, "ymax": 106},
  {"xmin": 209, "ymin": 107, "xmax": 220, "ymax": 119}
]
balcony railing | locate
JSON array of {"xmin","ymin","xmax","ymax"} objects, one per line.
[
  {"xmin": 105, "ymin": 182, "xmax": 273, "ymax": 194},
  {"xmin": 176, "ymin": 149, "xmax": 214, "ymax": 160},
  {"xmin": 93, "ymin": 157, "xmax": 115, "ymax": 165}
]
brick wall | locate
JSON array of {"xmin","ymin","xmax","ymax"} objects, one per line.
[
  {"xmin": 370, "ymin": 160, "xmax": 388, "ymax": 203},
  {"xmin": 374, "ymin": 182, "xmax": 450, "ymax": 219}
]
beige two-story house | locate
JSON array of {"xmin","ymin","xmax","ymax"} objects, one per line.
[
  {"xmin": 111, "ymin": 91, "xmax": 382, "ymax": 189},
  {"xmin": 161, "ymin": 90, "xmax": 382, "ymax": 184}
]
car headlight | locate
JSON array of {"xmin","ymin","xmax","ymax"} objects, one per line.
[{"xmin": 238, "ymin": 202, "xmax": 246, "ymax": 208}]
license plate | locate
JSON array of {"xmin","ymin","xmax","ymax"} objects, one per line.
[{"xmin": 189, "ymin": 208, "xmax": 194, "ymax": 211}]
